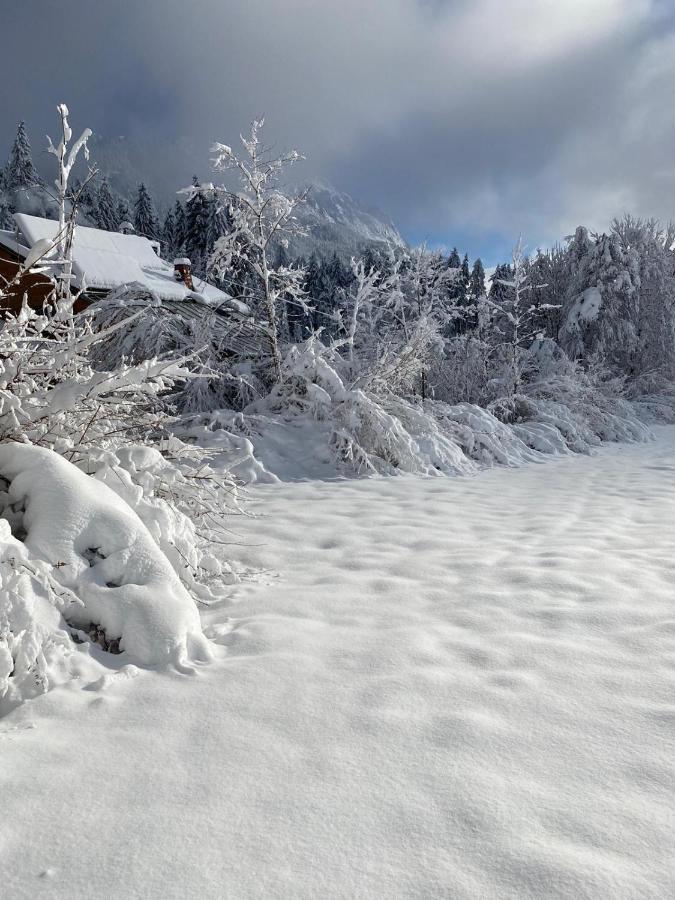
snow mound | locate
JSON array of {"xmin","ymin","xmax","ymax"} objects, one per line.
[
  {"xmin": 91, "ymin": 444, "xmax": 244, "ymax": 602},
  {"xmin": 0, "ymin": 443, "xmax": 211, "ymax": 673}
]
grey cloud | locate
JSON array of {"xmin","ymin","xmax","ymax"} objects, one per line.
[{"xmin": 1, "ymin": 1, "xmax": 674, "ymax": 257}]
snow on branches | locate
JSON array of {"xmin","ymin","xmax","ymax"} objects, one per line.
[{"xmin": 202, "ymin": 119, "xmax": 309, "ymax": 382}]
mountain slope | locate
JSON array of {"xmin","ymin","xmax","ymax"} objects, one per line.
[{"xmin": 289, "ymin": 183, "xmax": 406, "ymax": 261}]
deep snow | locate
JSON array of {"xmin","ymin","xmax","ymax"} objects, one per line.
[{"xmin": 2, "ymin": 430, "xmax": 675, "ymax": 898}]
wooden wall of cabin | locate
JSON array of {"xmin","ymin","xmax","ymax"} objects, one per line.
[{"xmin": 0, "ymin": 247, "xmax": 88, "ymax": 314}]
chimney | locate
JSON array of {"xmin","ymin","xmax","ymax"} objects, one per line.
[{"xmin": 173, "ymin": 257, "xmax": 194, "ymax": 290}]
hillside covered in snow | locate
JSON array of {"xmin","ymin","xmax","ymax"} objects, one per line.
[{"xmin": 288, "ymin": 182, "xmax": 406, "ymax": 260}]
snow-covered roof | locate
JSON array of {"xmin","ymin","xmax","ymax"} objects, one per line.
[
  {"xmin": 0, "ymin": 228, "xmax": 31, "ymax": 260},
  {"xmin": 10, "ymin": 214, "xmax": 233, "ymax": 307}
]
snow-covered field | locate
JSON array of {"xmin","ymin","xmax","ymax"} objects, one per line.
[{"xmin": 2, "ymin": 429, "xmax": 675, "ymax": 899}]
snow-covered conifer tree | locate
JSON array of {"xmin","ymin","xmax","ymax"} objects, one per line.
[
  {"xmin": 5, "ymin": 121, "xmax": 41, "ymax": 192},
  {"xmin": 71, "ymin": 176, "xmax": 96, "ymax": 221},
  {"xmin": 134, "ymin": 182, "xmax": 159, "ymax": 239},
  {"xmin": 161, "ymin": 207, "xmax": 177, "ymax": 260},
  {"xmin": 526, "ymin": 246, "xmax": 567, "ymax": 342},
  {"xmin": 95, "ymin": 177, "xmax": 119, "ymax": 231},
  {"xmin": 204, "ymin": 195, "xmax": 230, "ymax": 256},
  {"xmin": 560, "ymin": 227, "xmax": 640, "ymax": 372},
  {"xmin": 0, "ymin": 195, "xmax": 12, "ymax": 229},
  {"xmin": 470, "ymin": 258, "xmax": 486, "ymax": 302},
  {"xmin": 611, "ymin": 216, "xmax": 675, "ymax": 382},
  {"xmin": 184, "ymin": 176, "xmax": 209, "ymax": 274},
  {"xmin": 447, "ymin": 248, "xmax": 461, "ymax": 269},
  {"xmin": 489, "ymin": 263, "xmax": 512, "ymax": 303},
  {"xmin": 172, "ymin": 200, "xmax": 187, "ymax": 252}
]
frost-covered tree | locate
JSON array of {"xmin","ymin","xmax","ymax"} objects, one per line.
[
  {"xmin": 0, "ymin": 195, "xmax": 12, "ymax": 229},
  {"xmin": 487, "ymin": 237, "xmax": 555, "ymax": 400},
  {"xmin": 447, "ymin": 248, "xmax": 461, "ymax": 270},
  {"xmin": 305, "ymin": 252, "xmax": 323, "ymax": 328},
  {"xmin": 205, "ymin": 195, "xmax": 230, "ymax": 256},
  {"xmin": 611, "ymin": 216, "xmax": 675, "ymax": 382},
  {"xmin": 489, "ymin": 263, "xmax": 512, "ymax": 303},
  {"xmin": 72, "ymin": 177, "xmax": 96, "ymax": 221},
  {"xmin": 172, "ymin": 200, "xmax": 187, "ymax": 253},
  {"xmin": 184, "ymin": 176, "xmax": 210, "ymax": 274},
  {"xmin": 327, "ymin": 247, "xmax": 450, "ymax": 401},
  {"xmin": 46, "ymin": 103, "xmax": 94, "ymax": 305},
  {"xmin": 526, "ymin": 246, "xmax": 567, "ymax": 342},
  {"xmin": 560, "ymin": 227, "xmax": 640, "ymax": 372},
  {"xmin": 554, "ymin": 217, "xmax": 675, "ymax": 382},
  {"xmin": 134, "ymin": 182, "xmax": 159, "ymax": 239},
  {"xmin": 207, "ymin": 120, "xmax": 308, "ymax": 382},
  {"xmin": 5, "ymin": 121, "xmax": 41, "ymax": 192}
]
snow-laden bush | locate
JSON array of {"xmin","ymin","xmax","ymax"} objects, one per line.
[
  {"xmin": 430, "ymin": 333, "xmax": 492, "ymax": 407},
  {"xmin": 91, "ymin": 443, "xmax": 241, "ymax": 603},
  {"xmin": 0, "ymin": 104, "xmax": 251, "ymax": 713},
  {"xmin": 0, "ymin": 444, "xmax": 211, "ymax": 668},
  {"xmin": 631, "ymin": 390, "xmax": 675, "ymax": 425},
  {"xmin": 242, "ymin": 341, "xmax": 545, "ymax": 476},
  {"xmin": 504, "ymin": 342, "xmax": 652, "ymax": 451},
  {"xmin": 429, "ymin": 401, "xmax": 544, "ymax": 468},
  {"xmin": 0, "ymin": 300, "xmax": 244, "ymax": 556},
  {"xmin": 261, "ymin": 339, "xmax": 474, "ymax": 476},
  {"xmin": 234, "ymin": 336, "xmax": 654, "ymax": 478},
  {"xmin": 0, "ymin": 300, "xmax": 182, "ymax": 449},
  {"xmin": 0, "ymin": 300, "xmax": 243, "ymax": 710}
]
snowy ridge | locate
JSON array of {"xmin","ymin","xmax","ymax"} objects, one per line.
[{"xmin": 287, "ymin": 183, "xmax": 406, "ymax": 261}]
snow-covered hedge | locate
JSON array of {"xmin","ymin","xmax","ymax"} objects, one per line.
[{"xmin": 228, "ymin": 338, "xmax": 654, "ymax": 478}]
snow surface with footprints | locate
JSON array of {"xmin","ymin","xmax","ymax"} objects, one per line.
[{"xmin": 2, "ymin": 429, "xmax": 675, "ymax": 898}]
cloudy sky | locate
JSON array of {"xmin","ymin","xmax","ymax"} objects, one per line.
[{"xmin": 3, "ymin": 0, "xmax": 675, "ymax": 263}]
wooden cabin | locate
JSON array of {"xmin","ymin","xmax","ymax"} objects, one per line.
[
  {"xmin": 0, "ymin": 213, "xmax": 241, "ymax": 311},
  {"xmin": 0, "ymin": 213, "xmax": 266, "ymax": 360}
]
